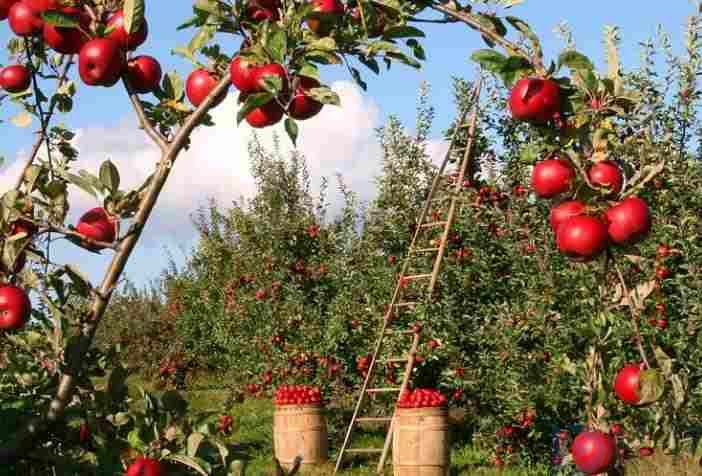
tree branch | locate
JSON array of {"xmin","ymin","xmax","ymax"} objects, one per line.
[{"xmin": 122, "ymin": 77, "xmax": 169, "ymax": 152}]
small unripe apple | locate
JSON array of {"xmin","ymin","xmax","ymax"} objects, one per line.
[
  {"xmin": 78, "ymin": 38, "xmax": 125, "ymax": 87},
  {"xmin": 127, "ymin": 55, "xmax": 162, "ymax": 94},
  {"xmin": 106, "ymin": 10, "xmax": 148, "ymax": 51},
  {"xmin": 8, "ymin": 1, "xmax": 43, "ymax": 37},
  {"xmin": 0, "ymin": 64, "xmax": 31, "ymax": 93},
  {"xmin": 0, "ymin": 284, "xmax": 31, "ymax": 330}
]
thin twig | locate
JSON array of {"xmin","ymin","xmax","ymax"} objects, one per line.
[{"xmin": 122, "ymin": 77, "xmax": 169, "ymax": 152}]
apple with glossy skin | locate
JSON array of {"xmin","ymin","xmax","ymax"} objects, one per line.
[
  {"xmin": 185, "ymin": 69, "xmax": 227, "ymax": 107},
  {"xmin": 306, "ymin": 0, "xmax": 344, "ymax": 36},
  {"xmin": 549, "ymin": 200, "xmax": 586, "ymax": 234},
  {"xmin": 245, "ymin": 99, "xmax": 284, "ymax": 128},
  {"xmin": 531, "ymin": 158, "xmax": 575, "ymax": 198},
  {"xmin": 43, "ymin": 7, "xmax": 90, "ymax": 55},
  {"xmin": 127, "ymin": 55, "xmax": 162, "ymax": 94},
  {"xmin": 571, "ymin": 431, "xmax": 617, "ymax": 475},
  {"xmin": 605, "ymin": 197, "xmax": 651, "ymax": 244},
  {"xmin": 556, "ymin": 215, "xmax": 608, "ymax": 262},
  {"xmin": 76, "ymin": 207, "xmax": 118, "ymax": 251},
  {"xmin": 588, "ymin": 160, "xmax": 623, "ymax": 196},
  {"xmin": 125, "ymin": 457, "xmax": 165, "ymax": 476},
  {"xmin": 106, "ymin": 10, "xmax": 148, "ymax": 51},
  {"xmin": 229, "ymin": 55, "xmax": 259, "ymax": 93},
  {"xmin": 509, "ymin": 77, "xmax": 561, "ymax": 123},
  {"xmin": 0, "ymin": 0, "xmax": 20, "ymax": 20},
  {"xmin": 8, "ymin": 1, "xmax": 43, "ymax": 36},
  {"xmin": 0, "ymin": 64, "xmax": 31, "ymax": 93},
  {"xmin": 614, "ymin": 364, "xmax": 641, "ymax": 405},
  {"xmin": 253, "ymin": 63, "xmax": 288, "ymax": 94},
  {"xmin": 246, "ymin": 0, "xmax": 279, "ymax": 22},
  {"xmin": 288, "ymin": 76, "xmax": 323, "ymax": 120},
  {"xmin": 23, "ymin": 0, "xmax": 56, "ymax": 12},
  {"xmin": 78, "ymin": 38, "xmax": 125, "ymax": 87},
  {"xmin": 0, "ymin": 284, "xmax": 31, "ymax": 330}
]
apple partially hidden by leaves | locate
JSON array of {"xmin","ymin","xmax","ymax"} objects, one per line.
[
  {"xmin": 125, "ymin": 456, "xmax": 165, "ymax": 476},
  {"xmin": 75, "ymin": 207, "xmax": 119, "ymax": 251},
  {"xmin": 106, "ymin": 10, "xmax": 148, "ymax": 51}
]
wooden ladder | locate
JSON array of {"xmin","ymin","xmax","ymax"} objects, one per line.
[{"xmin": 334, "ymin": 79, "xmax": 483, "ymax": 474}]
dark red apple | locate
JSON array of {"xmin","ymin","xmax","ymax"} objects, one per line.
[
  {"xmin": 106, "ymin": 10, "xmax": 148, "ymax": 51},
  {"xmin": 531, "ymin": 158, "xmax": 575, "ymax": 198},
  {"xmin": 229, "ymin": 55, "xmax": 259, "ymax": 93},
  {"xmin": 8, "ymin": 1, "xmax": 42, "ymax": 36},
  {"xmin": 11, "ymin": 219, "xmax": 37, "ymax": 237},
  {"xmin": 556, "ymin": 215, "xmax": 608, "ymax": 261},
  {"xmin": 125, "ymin": 457, "xmax": 165, "ymax": 476},
  {"xmin": 43, "ymin": 7, "xmax": 90, "ymax": 55},
  {"xmin": 245, "ymin": 99, "xmax": 284, "ymax": 128},
  {"xmin": 288, "ymin": 76, "xmax": 323, "ymax": 120},
  {"xmin": 614, "ymin": 364, "xmax": 641, "ymax": 405},
  {"xmin": 588, "ymin": 160, "xmax": 623, "ymax": 196},
  {"xmin": 253, "ymin": 63, "xmax": 288, "ymax": 94},
  {"xmin": 549, "ymin": 200, "xmax": 586, "ymax": 234},
  {"xmin": 186, "ymin": 69, "xmax": 226, "ymax": 107},
  {"xmin": 571, "ymin": 431, "xmax": 617, "ymax": 475},
  {"xmin": 605, "ymin": 197, "xmax": 651, "ymax": 244},
  {"xmin": 246, "ymin": 1, "xmax": 279, "ymax": 22},
  {"xmin": 75, "ymin": 207, "xmax": 118, "ymax": 251},
  {"xmin": 126, "ymin": 55, "xmax": 162, "ymax": 94},
  {"xmin": 508, "ymin": 77, "xmax": 561, "ymax": 123},
  {"xmin": 0, "ymin": 284, "xmax": 31, "ymax": 330},
  {"xmin": 78, "ymin": 38, "xmax": 125, "ymax": 87},
  {"xmin": 23, "ymin": 0, "xmax": 56, "ymax": 12},
  {"xmin": 0, "ymin": 64, "xmax": 31, "ymax": 93},
  {"xmin": 0, "ymin": 0, "xmax": 20, "ymax": 21},
  {"xmin": 307, "ymin": 0, "xmax": 344, "ymax": 36},
  {"xmin": 639, "ymin": 447, "xmax": 654, "ymax": 458}
]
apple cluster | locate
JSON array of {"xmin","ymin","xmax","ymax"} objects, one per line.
[
  {"xmin": 125, "ymin": 456, "xmax": 165, "ymax": 476},
  {"xmin": 397, "ymin": 388, "xmax": 448, "ymax": 409},
  {"xmin": 509, "ymin": 78, "xmax": 652, "ymax": 262},
  {"xmin": 274, "ymin": 384, "xmax": 323, "ymax": 406}
]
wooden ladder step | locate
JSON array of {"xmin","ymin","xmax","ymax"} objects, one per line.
[
  {"xmin": 346, "ymin": 448, "xmax": 383, "ymax": 454},
  {"xmin": 394, "ymin": 301, "xmax": 418, "ymax": 307},
  {"xmin": 419, "ymin": 221, "xmax": 447, "ymax": 228},
  {"xmin": 380, "ymin": 357, "xmax": 409, "ymax": 364},
  {"xmin": 385, "ymin": 329, "xmax": 416, "ymax": 336},
  {"xmin": 411, "ymin": 247, "xmax": 441, "ymax": 254},
  {"xmin": 367, "ymin": 387, "xmax": 401, "ymax": 393},
  {"xmin": 357, "ymin": 417, "xmax": 393, "ymax": 423},
  {"xmin": 403, "ymin": 273, "xmax": 432, "ymax": 281}
]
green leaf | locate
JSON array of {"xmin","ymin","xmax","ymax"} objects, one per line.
[
  {"xmin": 188, "ymin": 25, "xmax": 216, "ymax": 52},
  {"xmin": 163, "ymin": 71, "xmax": 185, "ymax": 101},
  {"xmin": 265, "ymin": 26, "xmax": 288, "ymax": 64},
  {"xmin": 306, "ymin": 87, "xmax": 340, "ymax": 106},
  {"xmin": 306, "ymin": 37, "xmax": 337, "ymax": 51},
  {"xmin": 99, "ymin": 160, "xmax": 120, "ymax": 194},
  {"xmin": 407, "ymin": 39, "xmax": 426, "ymax": 61},
  {"xmin": 638, "ymin": 369, "xmax": 665, "ymax": 405},
  {"xmin": 285, "ymin": 118, "xmax": 298, "ymax": 145},
  {"xmin": 474, "ymin": 13, "xmax": 507, "ymax": 37},
  {"xmin": 260, "ymin": 75, "xmax": 283, "ymax": 95},
  {"xmin": 558, "ymin": 50, "xmax": 594, "ymax": 72},
  {"xmin": 470, "ymin": 49, "xmax": 508, "ymax": 73},
  {"xmin": 123, "ymin": 0, "xmax": 145, "ymax": 35},
  {"xmin": 505, "ymin": 16, "xmax": 542, "ymax": 61},
  {"xmin": 349, "ymin": 67, "xmax": 367, "ymax": 91},
  {"xmin": 41, "ymin": 10, "xmax": 79, "ymax": 28},
  {"xmin": 358, "ymin": 56, "xmax": 380, "ymax": 74},
  {"xmin": 166, "ymin": 455, "xmax": 211, "ymax": 476},
  {"xmin": 653, "ymin": 346, "xmax": 673, "ymax": 378},
  {"xmin": 298, "ymin": 63, "xmax": 320, "ymax": 81},
  {"xmin": 127, "ymin": 429, "xmax": 148, "ymax": 454},
  {"xmin": 65, "ymin": 264, "xmax": 93, "ymax": 295},
  {"xmin": 187, "ymin": 432, "xmax": 206, "ymax": 457},
  {"xmin": 382, "ymin": 26, "xmax": 425, "ymax": 39},
  {"xmin": 172, "ymin": 47, "xmax": 197, "ymax": 63},
  {"xmin": 236, "ymin": 93, "xmax": 274, "ymax": 124}
]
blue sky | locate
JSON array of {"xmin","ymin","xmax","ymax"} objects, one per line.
[{"xmin": 0, "ymin": 1, "xmax": 697, "ymax": 291}]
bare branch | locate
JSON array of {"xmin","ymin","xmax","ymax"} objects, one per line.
[{"xmin": 122, "ymin": 77, "xmax": 169, "ymax": 152}]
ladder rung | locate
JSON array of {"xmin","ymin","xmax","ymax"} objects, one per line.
[
  {"xmin": 403, "ymin": 273, "xmax": 432, "ymax": 281},
  {"xmin": 346, "ymin": 448, "xmax": 384, "ymax": 454},
  {"xmin": 420, "ymin": 221, "xmax": 447, "ymax": 228},
  {"xmin": 367, "ymin": 387, "xmax": 401, "ymax": 393},
  {"xmin": 385, "ymin": 329, "xmax": 416, "ymax": 335},
  {"xmin": 411, "ymin": 247, "xmax": 441, "ymax": 254},
  {"xmin": 357, "ymin": 417, "xmax": 393, "ymax": 423},
  {"xmin": 380, "ymin": 357, "xmax": 408, "ymax": 363},
  {"xmin": 394, "ymin": 301, "xmax": 417, "ymax": 307}
]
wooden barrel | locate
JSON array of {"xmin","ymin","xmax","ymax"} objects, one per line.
[
  {"xmin": 392, "ymin": 407, "xmax": 450, "ymax": 476},
  {"xmin": 273, "ymin": 405, "xmax": 328, "ymax": 470}
]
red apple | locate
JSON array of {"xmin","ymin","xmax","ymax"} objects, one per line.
[
  {"xmin": 43, "ymin": 7, "xmax": 90, "ymax": 54},
  {"xmin": 571, "ymin": 431, "xmax": 617, "ymax": 475},
  {"xmin": 549, "ymin": 200, "xmax": 586, "ymax": 234},
  {"xmin": 508, "ymin": 77, "xmax": 561, "ymax": 123},
  {"xmin": 246, "ymin": 1, "xmax": 279, "ymax": 22},
  {"xmin": 610, "ymin": 423, "xmax": 623, "ymax": 436},
  {"xmin": 229, "ymin": 55, "xmax": 259, "ymax": 93},
  {"xmin": 253, "ymin": 63, "xmax": 288, "ymax": 94},
  {"xmin": 0, "ymin": 64, "xmax": 31, "ymax": 93},
  {"xmin": 11, "ymin": 219, "xmax": 37, "ymax": 237},
  {"xmin": 78, "ymin": 38, "xmax": 125, "ymax": 87},
  {"xmin": 0, "ymin": 0, "xmax": 20, "ymax": 21},
  {"xmin": 556, "ymin": 215, "xmax": 608, "ymax": 262},
  {"xmin": 639, "ymin": 447, "xmax": 654, "ymax": 458},
  {"xmin": 655, "ymin": 266, "xmax": 671, "ymax": 280},
  {"xmin": 245, "ymin": 98, "xmax": 285, "ymax": 128},
  {"xmin": 125, "ymin": 457, "xmax": 165, "ymax": 476},
  {"xmin": 288, "ymin": 76, "xmax": 323, "ymax": 120},
  {"xmin": 106, "ymin": 10, "xmax": 148, "ymax": 51},
  {"xmin": 588, "ymin": 160, "xmax": 623, "ymax": 196},
  {"xmin": 75, "ymin": 207, "xmax": 118, "ymax": 251},
  {"xmin": 0, "ymin": 284, "xmax": 31, "ymax": 330},
  {"xmin": 186, "ymin": 69, "xmax": 226, "ymax": 107},
  {"xmin": 531, "ymin": 158, "xmax": 575, "ymax": 198},
  {"xmin": 22, "ymin": 0, "xmax": 56, "ymax": 12},
  {"xmin": 307, "ymin": 0, "xmax": 344, "ymax": 36},
  {"xmin": 605, "ymin": 197, "xmax": 651, "ymax": 245},
  {"xmin": 614, "ymin": 364, "xmax": 641, "ymax": 405},
  {"xmin": 79, "ymin": 423, "xmax": 90, "ymax": 443},
  {"xmin": 126, "ymin": 55, "xmax": 162, "ymax": 94},
  {"xmin": 8, "ymin": 1, "xmax": 42, "ymax": 36}
]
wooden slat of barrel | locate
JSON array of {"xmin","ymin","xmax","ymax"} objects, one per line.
[
  {"xmin": 393, "ymin": 407, "xmax": 449, "ymax": 476},
  {"xmin": 273, "ymin": 405, "xmax": 329, "ymax": 469}
]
